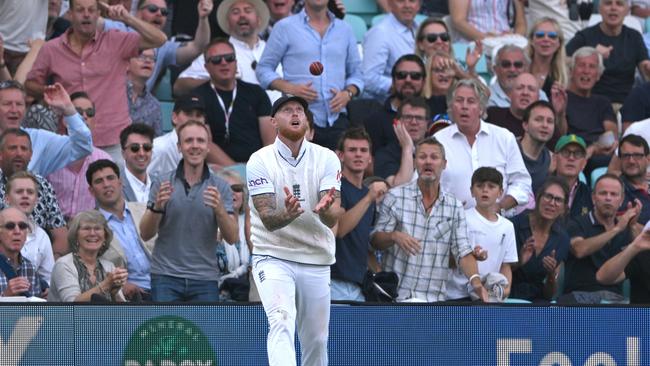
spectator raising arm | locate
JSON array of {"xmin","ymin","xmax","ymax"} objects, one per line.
[{"xmin": 99, "ymin": 2, "xmax": 166, "ymax": 50}]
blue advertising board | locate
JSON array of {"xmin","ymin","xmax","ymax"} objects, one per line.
[{"xmin": 0, "ymin": 304, "xmax": 647, "ymax": 365}]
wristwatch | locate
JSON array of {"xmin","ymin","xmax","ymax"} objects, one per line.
[
  {"xmin": 346, "ymin": 88, "xmax": 354, "ymax": 99},
  {"xmin": 146, "ymin": 201, "xmax": 165, "ymax": 214}
]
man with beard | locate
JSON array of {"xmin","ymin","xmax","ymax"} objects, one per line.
[
  {"xmin": 247, "ymin": 95, "xmax": 342, "ymax": 365},
  {"xmin": 174, "ymin": 0, "xmax": 282, "ymax": 103},
  {"xmin": 371, "ymin": 137, "xmax": 488, "ymax": 302},
  {"xmin": 101, "ymin": 0, "xmax": 213, "ymax": 92},
  {"xmin": 488, "ymin": 45, "xmax": 548, "ymax": 108},
  {"xmin": 0, "ymin": 129, "xmax": 67, "ymax": 259},
  {"xmin": 561, "ymin": 173, "xmax": 643, "ymax": 303},
  {"xmin": 364, "ymin": 54, "xmax": 425, "ymax": 155},
  {"xmin": 617, "ymin": 134, "xmax": 650, "ymax": 224},
  {"xmin": 487, "ymin": 72, "xmax": 567, "ymax": 140}
]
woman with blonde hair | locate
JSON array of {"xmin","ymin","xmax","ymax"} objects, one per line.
[
  {"xmin": 48, "ymin": 210, "xmax": 128, "ymax": 302},
  {"xmin": 527, "ymin": 17, "xmax": 568, "ymax": 98}
]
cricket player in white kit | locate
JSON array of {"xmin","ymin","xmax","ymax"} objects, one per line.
[{"xmin": 247, "ymin": 95, "xmax": 343, "ymax": 366}]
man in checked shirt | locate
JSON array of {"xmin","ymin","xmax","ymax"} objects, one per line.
[{"xmin": 370, "ymin": 137, "xmax": 487, "ymax": 302}]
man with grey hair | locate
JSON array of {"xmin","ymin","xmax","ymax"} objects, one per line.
[
  {"xmin": 566, "ymin": 0, "xmax": 650, "ymax": 110},
  {"xmin": 371, "ymin": 137, "xmax": 488, "ymax": 302},
  {"xmin": 488, "ymin": 44, "xmax": 548, "ymax": 108},
  {"xmin": 435, "ymin": 78, "xmax": 532, "ymax": 215},
  {"xmin": 565, "ymin": 46, "xmax": 618, "ymax": 167}
]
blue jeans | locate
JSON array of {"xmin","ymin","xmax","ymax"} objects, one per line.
[{"xmin": 151, "ymin": 274, "xmax": 220, "ymax": 302}]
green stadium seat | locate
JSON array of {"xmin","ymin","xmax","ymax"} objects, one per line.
[
  {"xmin": 160, "ymin": 101, "xmax": 174, "ymax": 133},
  {"xmin": 223, "ymin": 163, "xmax": 248, "ymax": 181},
  {"xmin": 371, "ymin": 13, "xmax": 385, "ymax": 27},
  {"xmin": 343, "ymin": 14, "xmax": 368, "ymax": 43},
  {"xmin": 344, "ymin": 0, "xmax": 379, "ymax": 26},
  {"xmin": 590, "ymin": 167, "xmax": 608, "ymax": 189},
  {"xmin": 154, "ymin": 71, "xmax": 173, "ymax": 102}
]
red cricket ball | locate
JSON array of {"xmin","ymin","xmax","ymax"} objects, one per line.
[{"xmin": 309, "ymin": 61, "xmax": 324, "ymax": 76}]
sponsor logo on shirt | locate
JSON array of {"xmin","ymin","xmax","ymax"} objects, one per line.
[{"xmin": 248, "ymin": 178, "xmax": 269, "ymax": 187}]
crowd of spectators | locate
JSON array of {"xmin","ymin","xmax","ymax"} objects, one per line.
[{"xmin": 0, "ymin": 0, "xmax": 650, "ymax": 305}]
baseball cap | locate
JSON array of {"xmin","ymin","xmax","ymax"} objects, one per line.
[
  {"xmin": 271, "ymin": 96, "xmax": 310, "ymax": 117},
  {"xmin": 554, "ymin": 134, "xmax": 587, "ymax": 153},
  {"xmin": 173, "ymin": 94, "xmax": 205, "ymax": 113}
]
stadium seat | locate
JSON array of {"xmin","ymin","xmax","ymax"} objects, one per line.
[
  {"xmin": 343, "ymin": 14, "xmax": 368, "ymax": 43},
  {"xmin": 344, "ymin": 0, "xmax": 379, "ymax": 26},
  {"xmin": 579, "ymin": 172, "xmax": 587, "ymax": 185},
  {"xmin": 154, "ymin": 71, "xmax": 174, "ymax": 102},
  {"xmin": 160, "ymin": 101, "xmax": 174, "ymax": 133},
  {"xmin": 452, "ymin": 42, "xmax": 489, "ymax": 80},
  {"xmin": 590, "ymin": 167, "xmax": 608, "ymax": 189}
]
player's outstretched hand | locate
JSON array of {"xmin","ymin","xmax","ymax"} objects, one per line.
[
  {"xmin": 283, "ymin": 186, "xmax": 304, "ymax": 218},
  {"xmin": 313, "ymin": 187, "xmax": 336, "ymax": 214}
]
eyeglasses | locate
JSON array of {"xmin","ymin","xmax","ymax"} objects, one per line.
[
  {"xmin": 558, "ymin": 149, "xmax": 586, "ymax": 159},
  {"xmin": 499, "ymin": 60, "xmax": 525, "ymax": 69},
  {"xmin": 231, "ymin": 184, "xmax": 244, "ymax": 192},
  {"xmin": 400, "ymin": 114, "xmax": 427, "ymax": 123},
  {"xmin": 395, "ymin": 71, "xmax": 424, "ymax": 80},
  {"xmin": 540, "ymin": 192, "xmax": 566, "ymax": 205},
  {"xmin": 75, "ymin": 107, "xmax": 95, "ymax": 117},
  {"xmin": 207, "ymin": 53, "xmax": 237, "ymax": 65},
  {"xmin": 135, "ymin": 54, "xmax": 156, "ymax": 62},
  {"xmin": 126, "ymin": 143, "xmax": 153, "ymax": 153},
  {"xmin": 421, "ymin": 32, "xmax": 450, "ymax": 43},
  {"xmin": 533, "ymin": 31, "xmax": 559, "ymax": 40},
  {"xmin": 620, "ymin": 152, "xmax": 647, "ymax": 160},
  {"xmin": 3, "ymin": 221, "xmax": 30, "ymax": 231},
  {"xmin": 140, "ymin": 4, "xmax": 169, "ymax": 16}
]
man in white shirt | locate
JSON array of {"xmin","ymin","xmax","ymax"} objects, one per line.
[
  {"xmin": 120, "ymin": 123, "xmax": 155, "ymax": 203},
  {"xmin": 173, "ymin": 0, "xmax": 281, "ymax": 102},
  {"xmin": 247, "ymin": 95, "xmax": 342, "ymax": 366},
  {"xmin": 435, "ymin": 78, "xmax": 532, "ymax": 215},
  {"xmin": 149, "ymin": 94, "xmax": 207, "ymax": 176}
]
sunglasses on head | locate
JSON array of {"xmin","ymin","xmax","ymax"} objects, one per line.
[
  {"xmin": 533, "ymin": 31, "xmax": 559, "ymax": 40},
  {"xmin": 395, "ymin": 71, "xmax": 424, "ymax": 80},
  {"xmin": 141, "ymin": 4, "xmax": 169, "ymax": 16},
  {"xmin": 126, "ymin": 143, "xmax": 153, "ymax": 153},
  {"xmin": 231, "ymin": 184, "xmax": 244, "ymax": 192},
  {"xmin": 3, "ymin": 221, "xmax": 30, "ymax": 231},
  {"xmin": 76, "ymin": 107, "xmax": 95, "ymax": 117},
  {"xmin": 0, "ymin": 80, "xmax": 24, "ymax": 91},
  {"xmin": 207, "ymin": 53, "xmax": 237, "ymax": 65},
  {"xmin": 421, "ymin": 32, "xmax": 450, "ymax": 43},
  {"xmin": 499, "ymin": 60, "xmax": 525, "ymax": 69}
]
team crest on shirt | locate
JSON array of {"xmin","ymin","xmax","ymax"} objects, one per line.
[{"xmin": 292, "ymin": 184, "xmax": 305, "ymax": 201}]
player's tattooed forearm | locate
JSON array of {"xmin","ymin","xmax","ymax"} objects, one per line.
[{"xmin": 252, "ymin": 193, "xmax": 298, "ymax": 231}]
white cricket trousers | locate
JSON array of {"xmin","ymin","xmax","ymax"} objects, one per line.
[{"xmin": 252, "ymin": 255, "xmax": 331, "ymax": 366}]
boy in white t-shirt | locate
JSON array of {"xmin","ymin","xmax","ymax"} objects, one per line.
[{"xmin": 446, "ymin": 167, "xmax": 518, "ymax": 301}]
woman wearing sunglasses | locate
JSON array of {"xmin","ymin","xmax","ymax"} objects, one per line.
[
  {"xmin": 49, "ymin": 210, "xmax": 128, "ymax": 302},
  {"xmin": 509, "ymin": 177, "xmax": 571, "ymax": 302},
  {"xmin": 215, "ymin": 169, "xmax": 251, "ymax": 301},
  {"xmin": 415, "ymin": 18, "xmax": 482, "ymax": 81},
  {"xmin": 528, "ymin": 17, "xmax": 568, "ymax": 99}
]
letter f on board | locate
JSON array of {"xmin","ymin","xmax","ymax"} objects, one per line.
[{"xmin": 0, "ymin": 317, "xmax": 43, "ymax": 366}]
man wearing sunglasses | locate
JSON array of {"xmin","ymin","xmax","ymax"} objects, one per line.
[
  {"xmin": 0, "ymin": 207, "xmax": 43, "ymax": 299},
  {"xmin": 101, "ymin": 0, "xmax": 213, "ymax": 92},
  {"xmin": 488, "ymin": 45, "xmax": 549, "ymax": 108},
  {"xmin": 47, "ymin": 91, "xmax": 113, "ymax": 221},
  {"xmin": 190, "ymin": 38, "xmax": 274, "ymax": 164},
  {"xmin": 174, "ymin": 0, "xmax": 282, "ymax": 104},
  {"xmin": 25, "ymin": 0, "xmax": 166, "ymax": 162},
  {"xmin": 127, "ymin": 49, "xmax": 162, "ymax": 137},
  {"xmin": 257, "ymin": 0, "xmax": 363, "ymax": 150},
  {"xmin": 362, "ymin": 0, "xmax": 421, "ymax": 102},
  {"xmin": 119, "ymin": 123, "xmax": 156, "ymax": 203},
  {"xmin": 87, "ymin": 159, "xmax": 154, "ymax": 302}
]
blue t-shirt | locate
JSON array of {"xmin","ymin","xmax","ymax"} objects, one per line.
[{"xmin": 331, "ymin": 177, "xmax": 375, "ymax": 284}]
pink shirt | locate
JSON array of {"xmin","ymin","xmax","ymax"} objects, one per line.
[
  {"xmin": 47, "ymin": 148, "xmax": 113, "ymax": 220},
  {"xmin": 27, "ymin": 28, "xmax": 140, "ymax": 146}
]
